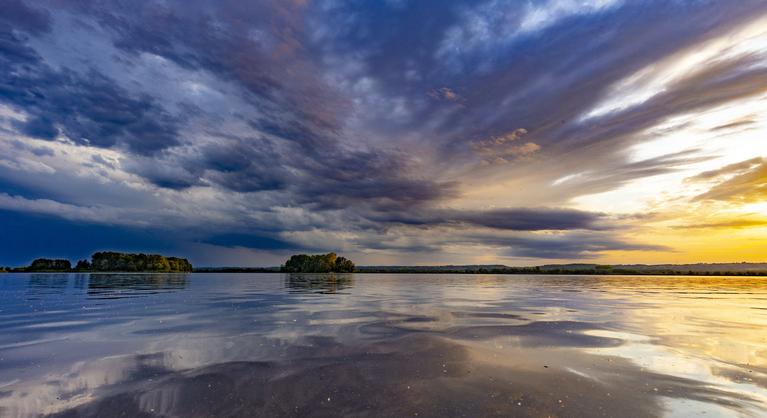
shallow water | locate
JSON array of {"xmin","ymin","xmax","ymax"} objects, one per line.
[{"xmin": 0, "ymin": 273, "xmax": 766, "ymax": 417}]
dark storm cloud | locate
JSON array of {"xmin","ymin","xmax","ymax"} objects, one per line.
[
  {"xmin": 0, "ymin": 0, "xmax": 51, "ymax": 35},
  {"xmin": 457, "ymin": 208, "xmax": 604, "ymax": 231},
  {"xmin": 35, "ymin": 0, "xmax": 451, "ymax": 208},
  {"xmin": 356, "ymin": 229, "xmax": 668, "ymax": 259},
  {"xmin": 469, "ymin": 233, "xmax": 669, "ymax": 260},
  {"xmin": 291, "ymin": 147, "xmax": 459, "ymax": 210},
  {"xmin": 0, "ymin": 26, "xmax": 182, "ymax": 154},
  {"xmin": 71, "ymin": 0, "xmax": 349, "ymax": 134},
  {"xmin": 199, "ymin": 140, "xmax": 288, "ymax": 192},
  {"xmin": 0, "ymin": 209, "xmax": 177, "ymax": 266},
  {"xmin": 370, "ymin": 207, "xmax": 606, "ymax": 231},
  {"xmin": 204, "ymin": 233, "xmax": 297, "ymax": 251}
]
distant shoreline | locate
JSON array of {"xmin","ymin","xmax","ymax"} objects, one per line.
[
  {"xmin": 194, "ymin": 263, "xmax": 767, "ymax": 276},
  {"xmin": 3, "ymin": 270, "xmax": 767, "ymax": 277},
  {"xmin": 192, "ymin": 268, "xmax": 767, "ymax": 276},
  {"xmin": 5, "ymin": 259, "xmax": 767, "ymax": 276}
]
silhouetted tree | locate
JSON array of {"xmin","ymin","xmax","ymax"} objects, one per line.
[
  {"xmin": 27, "ymin": 258, "xmax": 71, "ymax": 271},
  {"xmin": 334, "ymin": 256, "xmax": 355, "ymax": 273},
  {"xmin": 75, "ymin": 259, "xmax": 91, "ymax": 271}
]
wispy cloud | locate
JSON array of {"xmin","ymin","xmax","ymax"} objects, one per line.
[{"xmin": 0, "ymin": 0, "xmax": 765, "ymax": 265}]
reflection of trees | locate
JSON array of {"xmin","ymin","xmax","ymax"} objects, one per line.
[
  {"xmin": 24, "ymin": 274, "xmax": 89, "ymax": 298},
  {"xmin": 87, "ymin": 273, "xmax": 189, "ymax": 299},
  {"xmin": 284, "ymin": 273, "xmax": 354, "ymax": 294},
  {"xmin": 25, "ymin": 274, "xmax": 71, "ymax": 299}
]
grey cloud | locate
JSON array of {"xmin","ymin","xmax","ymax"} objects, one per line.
[
  {"xmin": 7, "ymin": 138, "xmax": 54, "ymax": 156},
  {"xmin": 290, "ymin": 147, "xmax": 459, "ymax": 210},
  {"xmin": 456, "ymin": 208, "xmax": 605, "ymax": 231},
  {"xmin": 123, "ymin": 155, "xmax": 203, "ymax": 190},
  {"xmin": 79, "ymin": 0, "xmax": 349, "ymax": 137},
  {"xmin": 371, "ymin": 207, "xmax": 607, "ymax": 231},
  {"xmin": 1, "ymin": 0, "xmax": 764, "ymax": 263},
  {"xmin": 0, "ymin": 28, "xmax": 182, "ymax": 154},
  {"xmin": 354, "ymin": 228, "xmax": 668, "ymax": 260},
  {"xmin": 199, "ymin": 140, "xmax": 288, "ymax": 192},
  {"xmin": 1, "ymin": 0, "xmax": 51, "ymax": 35},
  {"xmin": 48, "ymin": 1, "xmax": 452, "ymax": 210},
  {"xmin": 474, "ymin": 233, "xmax": 669, "ymax": 260},
  {"xmin": 414, "ymin": 2, "xmax": 767, "ymax": 196}
]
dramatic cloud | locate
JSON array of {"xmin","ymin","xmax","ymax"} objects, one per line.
[
  {"xmin": 371, "ymin": 207, "xmax": 606, "ymax": 231},
  {"xmin": 0, "ymin": 0, "xmax": 766, "ymax": 265},
  {"xmin": 488, "ymin": 234, "xmax": 669, "ymax": 260}
]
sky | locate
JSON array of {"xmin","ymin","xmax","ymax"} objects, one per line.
[{"xmin": 1, "ymin": 0, "xmax": 767, "ymax": 267}]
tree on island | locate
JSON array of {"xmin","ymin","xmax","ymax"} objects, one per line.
[
  {"xmin": 27, "ymin": 258, "xmax": 71, "ymax": 271},
  {"xmin": 10, "ymin": 252, "xmax": 193, "ymax": 272},
  {"xmin": 281, "ymin": 253, "xmax": 355, "ymax": 273},
  {"xmin": 90, "ymin": 252, "xmax": 193, "ymax": 272},
  {"xmin": 75, "ymin": 259, "xmax": 91, "ymax": 271}
]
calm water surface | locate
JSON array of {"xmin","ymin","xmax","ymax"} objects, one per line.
[{"xmin": 0, "ymin": 273, "xmax": 766, "ymax": 417}]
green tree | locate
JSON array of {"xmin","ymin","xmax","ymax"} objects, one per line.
[
  {"xmin": 90, "ymin": 252, "xmax": 192, "ymax": 272},
  {"xmin": 334, "ymin": 256, "xmax": 355, "ymax": 273},
  {"xmin": 281, "ymin": 253, "xmax": 354, "ymax": 273}
]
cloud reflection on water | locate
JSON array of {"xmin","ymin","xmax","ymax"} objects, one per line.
[{"xmin": 0, "ymin": 273, "xmax": 765, "ymax": 417}]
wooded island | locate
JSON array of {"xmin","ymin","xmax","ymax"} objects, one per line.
[
  {"xmin": 281, "ymin": 253, "xmax": 355, "ymax": 273},
  {"xmin": 5, "ymin": 252, "xmax": 193, "ymax": 272}
]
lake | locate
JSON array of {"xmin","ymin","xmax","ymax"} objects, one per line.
[{"xmin": 0, "ymin": 273, "xmax": 766, "ymax": 417}]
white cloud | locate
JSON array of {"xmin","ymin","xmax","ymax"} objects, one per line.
[
  {"xmin": 582, "ymin": 13, "xmax": 767, "ymax": 121},
  {"xmin": 518, "ymin": 0, "xmax": 621, "ymax": 35},
  {"xmin": 437, "ymin": 0, "xmax": 622, "ymax": 64}
]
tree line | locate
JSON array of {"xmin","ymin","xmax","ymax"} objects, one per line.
[{"xmin": 3, "ymin": 252, "xmax": 193, "ymax": 272}]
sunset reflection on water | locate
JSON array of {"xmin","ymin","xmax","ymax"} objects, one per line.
[{"xmin": 0, "ymin": 273, "xmax": 765, "ymax": 417}]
